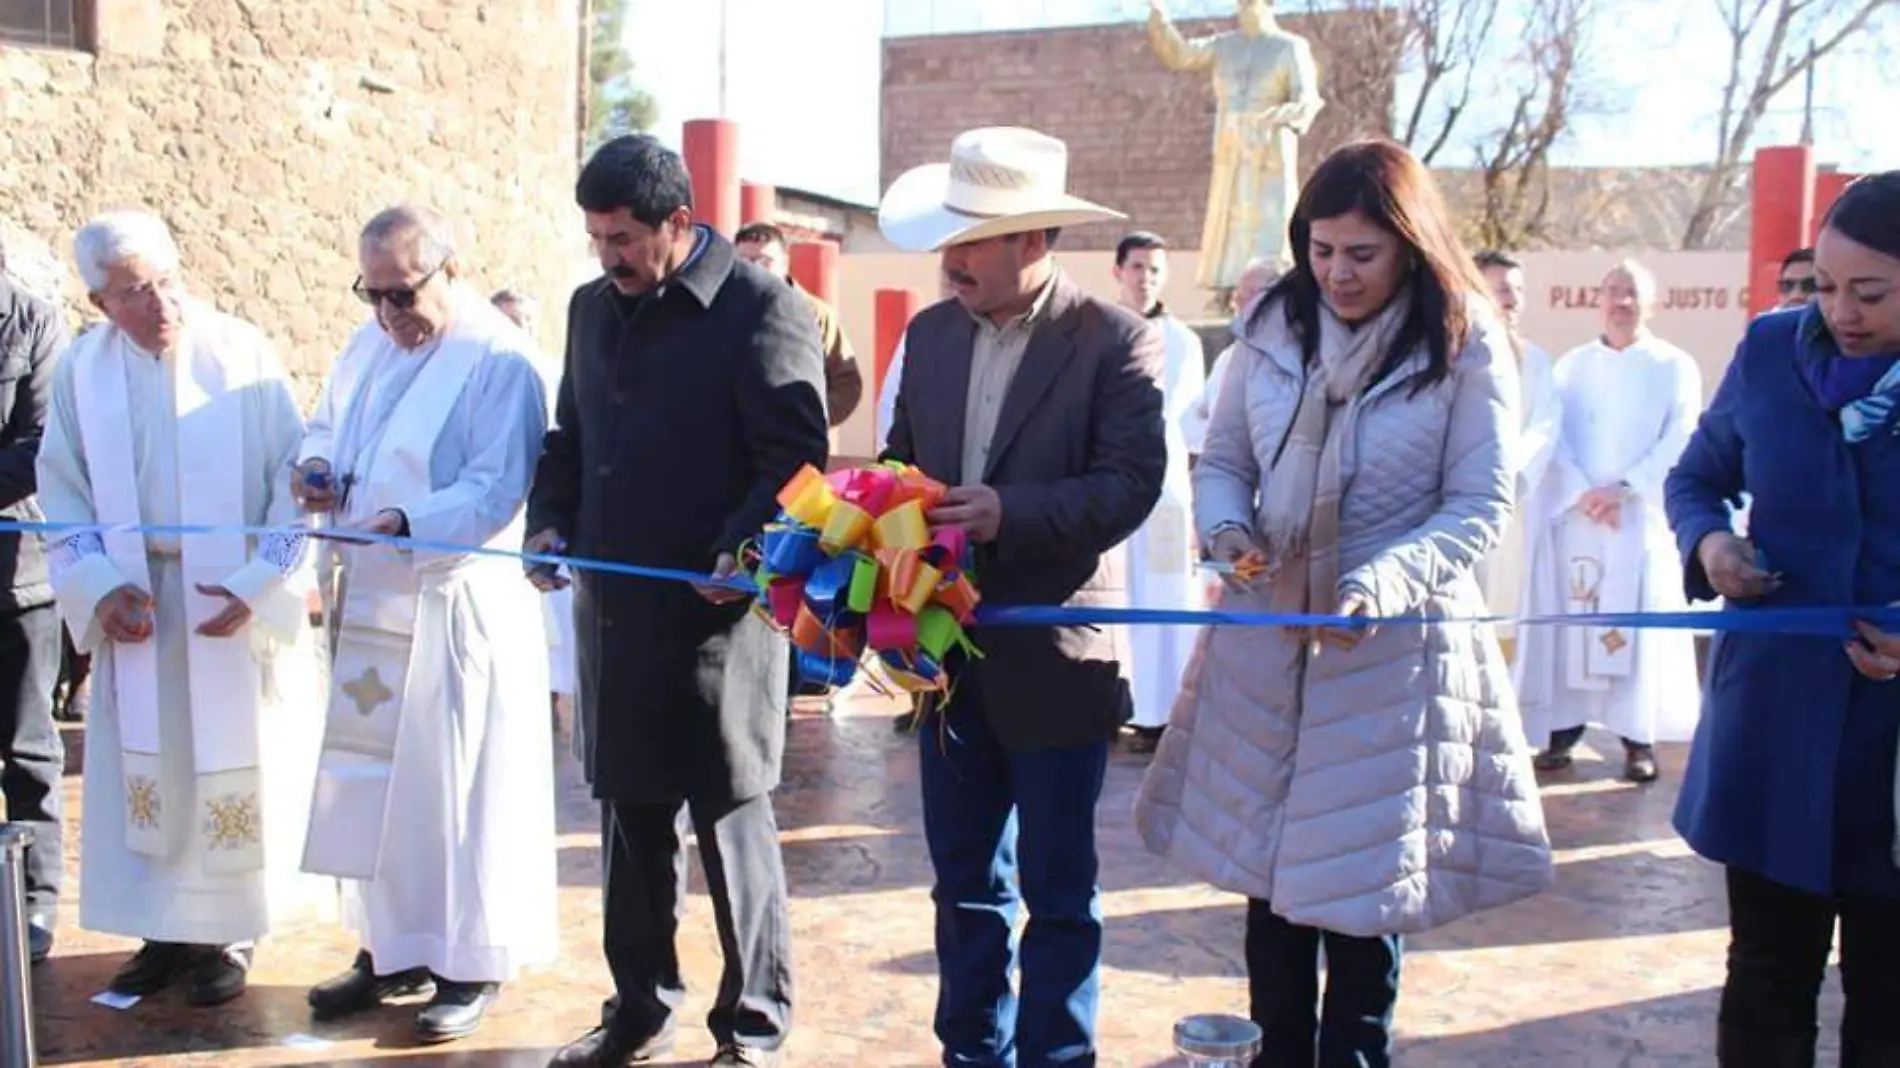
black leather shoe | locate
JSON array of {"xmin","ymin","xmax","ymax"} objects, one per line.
[
  {"xmin": 186, "ymin": 945, "xmax": 252, "ymax": 1007},
  {"xmin": 1625, "ymin": 743, "xmax": 1660, "ymax": 783},
  {"xmin": 546, "ymin": 1021, "xmax": 678, "ymax": 1066},
  {"xmin": 108, "ymin": 941, "xmax": 201, "ymax": 996},
  {"xmin": 710, "ymin": 1044, "xmax": 780, "ymax": 1068},
  {"xmin": 414, "ymin": 978, "xmax": 499, "ymax": 1044},
  {"xmin": 26, "ymin": 913, "xmax": 53, "ymax": 965},
  {"xmin": 307, "ymin": 950, "xmax": 435, "ymax": 1021}
]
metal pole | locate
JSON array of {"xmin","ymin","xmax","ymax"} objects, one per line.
[
  {"xmin": 1175, "ymin": 1013, "xmax": 1262, "ymax": 1068},
  {"xmin": 0, "ymin": 824, "xmax": 37, "ymax": 1068}
]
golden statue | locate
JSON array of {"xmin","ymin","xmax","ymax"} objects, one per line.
[{"xmin": 1148, "ymin": 0, "xmax": 1325, "ymax": 314}]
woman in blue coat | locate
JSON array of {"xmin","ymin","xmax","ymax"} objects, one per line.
[{"xmin": 1665, "ymin": 171, "xmax": 1900, "ymax": 1067}]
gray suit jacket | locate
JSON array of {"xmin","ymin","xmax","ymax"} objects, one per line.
[{"xmin": 883, "ymin": 271, "xmax": 1167, "ymax": 750}]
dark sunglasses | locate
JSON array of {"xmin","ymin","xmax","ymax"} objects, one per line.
[
  {"xmin": 352, "ymin": 262, "xmax": 445, "ymax": 309},
  {"xmin": 1778, "ymin": 276, "xmax": 1818, "ymax": 296}
]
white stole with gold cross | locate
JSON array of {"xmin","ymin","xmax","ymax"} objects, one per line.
[
  {"xmin": 300, "ymin": 322, "xmax": 484, "ymax": 881},
  {"xmin": 1559, "ymin": 509, "xmax": 1640, "ymax": 690},
  {"xmin": 70, "ymin": 321, "xmax": 267, "ymax": 874}
]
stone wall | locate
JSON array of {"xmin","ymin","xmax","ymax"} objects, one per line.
[
  {"xmin": 0, "ymin": 0, "xmax": 582, "ymax": 404},
  {"xmin": 880, "ymin": 16, "xmax": 1397, "ymax": 253}
]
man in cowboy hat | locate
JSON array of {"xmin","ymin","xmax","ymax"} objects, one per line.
[{"xmin": 879, "ymin": 125, "xmax": 1167, "ymax": 1065}]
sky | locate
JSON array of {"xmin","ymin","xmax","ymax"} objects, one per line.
[{"xmin": 622, "ymin": 0, "xmax": 1897, "ymax": 207}]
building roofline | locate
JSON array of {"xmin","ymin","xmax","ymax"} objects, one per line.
[{"xmin": 775, "ymin": 183, "xmax": 878, "ymax": 214}]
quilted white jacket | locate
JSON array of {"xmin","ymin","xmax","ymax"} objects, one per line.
[{"xmin": 1132, "ymin": 299, "xmax": 1555, "ymax": 938}]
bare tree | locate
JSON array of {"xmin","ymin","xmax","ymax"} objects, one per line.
[
  {"xmin": 1679, "ymin": 0, "xmax": 1895, "ymax": 249},
  {"xmin": 1467, "ymin": 0, "xmax": 1598, "ymax": 249},
  {"xmin": 586, "ymin": 0, "xmax": 659, "ymax": 151},
  {"xmin": 1284, "ymin": 0, "xmax": 1502, "ymax": 165}
]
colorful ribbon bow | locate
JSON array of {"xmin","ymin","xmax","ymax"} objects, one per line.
[{"xmin": 744, "ymin": 461, "xmax": 982, "ymax": 693}]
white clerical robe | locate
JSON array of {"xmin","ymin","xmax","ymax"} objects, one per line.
[
  {"xmin": 1481, "ymin": 338, "xmax": 1562, "ymax": 611},
  {"xmin": 1512, "ymin": 334, "xmax": 1704, "ymax": 745},
  {"xmin": 1183, "ymin": 341, "xmax": 1237, "ymax": 455},
  {"xmin": 526, "ymin": 346, "xmax": 576, "ymax": 699},
  {"xmin": 37, "ymin": 308, "xmax": 328, "ymax": 945},
  {"xmin": 300, "ymin": 290, "xmax": 558, "ymax": 983},
  {"xmin": 1126, "ymin": 313, "xmax": 1207, "ymax": 729}
]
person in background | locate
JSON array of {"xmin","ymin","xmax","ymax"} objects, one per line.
[
  {"xmin": 734, "ymin": 222, "xmax": 864, "ymax": 432},
  {"xmin": 1134, "ymin": 139, "xmax": 1552, "ymax": 1067},
  {"xmin": 491, "ymin": 287, "xmax": 540, "ymax": 335},
  {"xmin": 0, "ymin": 241, "xmax": 67, "ymax": 966},
  {"xmin": 1775, "ymin": 247, "xmax": 1817, "ymax": 311},
  {"xmin": 1111, "ymin": 231, "xmax": 1205, "ymax": 756},
  {"xmin": 1184, "ymin": 256, "xmax": 1282, "ymax": 457},
  {"xmin": 1474, "ymin": 249, "xmax": 1562, "ymax": 605},
  {"xmin": 491, "ymin": 286, "xmax": 577, "ymax": 722},
  {"xmin": 1665, "ymin": 171, "xmax": 1900, "ymax": 1067},
  {"xmin": 1512, "ymin": 259, "xmax": 1704, "ymax": 783}
]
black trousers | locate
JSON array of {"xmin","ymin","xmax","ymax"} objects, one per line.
[
  {"xmin": 0, "ymin": 604, "xmax": 63, "ymax": 911},
  {"xmin": 1245, "ymin": 899, "xmax": 1401, "ymax": 1068},
  {"xmin": 1719, "ymin": 866, "xmax": 1900, "ymax": 1067},
  {"xmin": 601, "ymin": 794, "xmax": 793, "ymax": 1049}
]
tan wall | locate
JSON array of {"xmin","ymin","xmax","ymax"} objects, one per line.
[
  {"xmin": 1, "ymin": 0, "xmax": 582, "ymax": 405},
  {"xmin": 880, "ymin": 16, "xmax": 1395, "ymax": 255}
]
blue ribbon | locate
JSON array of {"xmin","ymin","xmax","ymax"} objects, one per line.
[{"xmin": 10, "ymin": 520, "xmax": 1896, "ymax": 638}]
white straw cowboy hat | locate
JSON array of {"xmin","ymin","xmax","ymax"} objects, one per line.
[{"xmin": 877, "ymin": 127, "xmax": 1127, "ymax": 252}]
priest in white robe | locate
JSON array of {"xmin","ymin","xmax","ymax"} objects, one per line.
[
  {"xmin": 1111, "ymin": 233, "xmax": 1206, "ymax": 753},
  {"xmin": 1513, "ymin": 259, "xmax": 1704, "ymax": 783},
  {"xmin": 490, "ymin": 288, "xmax": 577, "ymax": 716},
  {"xmin": 37, "ymin": 210, "xmax": 325, "ymax": 1006},
  {"xmin": 1474, "ymin": 250, "xmax": 1563, "ymax": 608},
  {"xmin": 296, "ymin": 205, "xmax": 558, "ymax": 1044}
]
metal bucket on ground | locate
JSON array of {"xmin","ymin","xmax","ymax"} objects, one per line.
[{"xmin": 1174, "ymin": 1013, "xmax": 1262, "ymax": 1067}]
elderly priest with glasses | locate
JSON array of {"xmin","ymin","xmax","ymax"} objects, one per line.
[{"xmin": 293, "ymin": 204, "xmax": 559, "ymax": 1044}]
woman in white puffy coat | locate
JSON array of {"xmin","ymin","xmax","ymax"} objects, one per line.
[{"xmin": 1133, "ymin": 140, "xmax": 1554, "ymax": 1067}]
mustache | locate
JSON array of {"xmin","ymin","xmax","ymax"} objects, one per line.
[
  {"xmin": 609, "ymin": 265, "xmax": 638, "ymax": 278},
  {"xmin": 944, "ymin": 270, "xmax": 975, "ymax": 287}
]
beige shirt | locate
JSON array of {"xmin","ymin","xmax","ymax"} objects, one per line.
[{"xmin": 960, "ymin": 273, "xmax": 1059, "ymax": 482}]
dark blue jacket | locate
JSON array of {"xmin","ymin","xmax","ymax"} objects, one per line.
[{"xmin": 1666, "ymin": 305, "xmax": 1900, "ymax": 899}]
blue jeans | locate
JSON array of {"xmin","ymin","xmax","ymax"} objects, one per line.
[
  {"xmin": 1246, "ymin": 899, "xmax": 1402, "ymax": 1068},
  {"xmin": 920, "ymin": 687, "xmax": 1108, "ymax": 1067}
]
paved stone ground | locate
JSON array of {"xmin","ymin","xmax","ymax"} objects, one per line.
[{"xmin": 18, "ymin": 689, "xmax": 1842, "ymax": 1067}]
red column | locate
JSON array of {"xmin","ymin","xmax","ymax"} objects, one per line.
[
  {"xmin": 1811, "ymin": 170, "xmax": 1859, "ymax": 241},
  {"xmin": 682, "ymin": 118, "xmax": 741, "ymax": 237},
  {"xmin": 1747, "ymin": 144, "xmax": 1816, "ymax": 316},
  {"xmin": 789, "ymin": 240, "xmax": 840, "ymax": 305},
  {"xmin": 873, "ymin": 287, "xmax": 921, "ymax": 441},
  {"xmin": 740, "ymin": 182, "xmax": 776, "ymax": 227}
]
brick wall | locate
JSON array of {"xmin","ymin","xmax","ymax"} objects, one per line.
[
  {"xmin": 880, "ymin": 15, "xmax": 1395, "ymax": 252},
  {"xmin": 1, "ymin": 0, "xmax": 582, "ymax": 404}
]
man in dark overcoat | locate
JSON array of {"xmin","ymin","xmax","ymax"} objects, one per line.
[
  {"xmin": 878, "ymin": 126, "xmax": 1167, "ymax": 1064},
  {"xmin": 530, "ymin": 135, "xmax": 828, "ymax": 1068}
]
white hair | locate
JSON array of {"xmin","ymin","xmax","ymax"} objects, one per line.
[
  {"xmin": 361, "ymin": 204, "xmax": 457, "ymax": 267},
  {"xmin": 73, "ymin": 210, "xmax": 181, "ymax": 293},
  {"xmin": 1604, "ymin": 257, "xmax": 1658, "ymax": 301}
]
